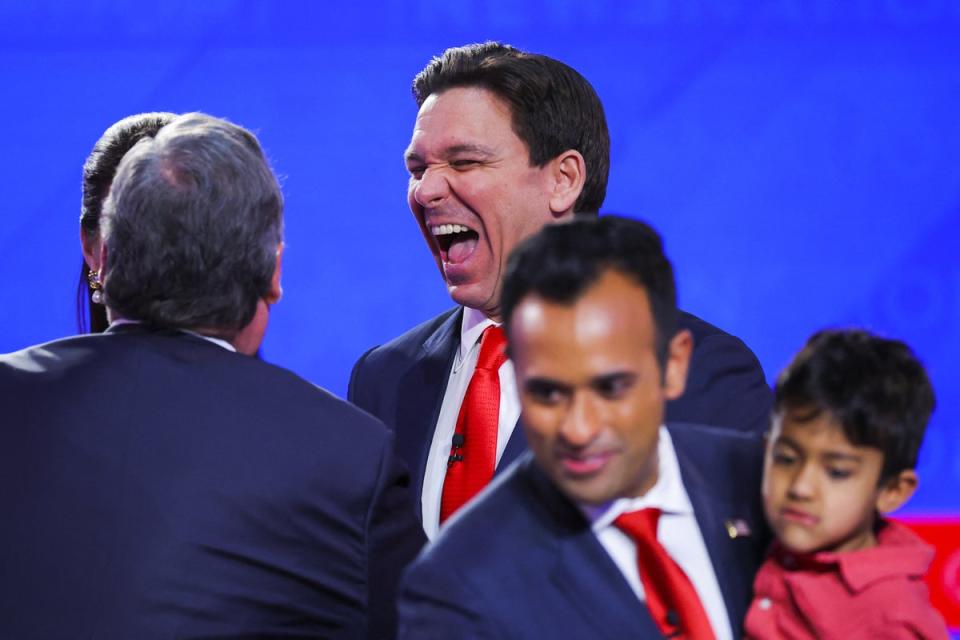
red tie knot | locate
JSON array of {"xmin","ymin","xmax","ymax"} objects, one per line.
[
  {"xmin": 476, "ymin": 325, "xmax": 508, "ymax": 371},
  {"xmin": 614, "ymin": 507, "xmax": 662, "ymax": 542}
]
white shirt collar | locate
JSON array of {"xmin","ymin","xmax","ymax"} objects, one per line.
[
  {"xmin": 180, "ymin": 329, "xmax": 236, "ymax": 352},
  {"xmin": 454, "ymin": 307, "xmax": 500, "ymax": 371},
  {"xmin": 107, "ymin": 319, "xmax": 236, "ymax": 353},
  {"xmin": 580, "ymin": 426, "xmax": 693, "ymax": 531}
]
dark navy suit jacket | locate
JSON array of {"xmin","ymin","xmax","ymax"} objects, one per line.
[
  {"xmin": 397, "ymin": 424, "xmax": 770, "ymax": 639},
  {"xmin": 0, "ymin": 326, "xmax": 424, "ymax": 639},
  {"xmin": 349, "ymin": 307, "xmax": 771, "ymax": 521}
]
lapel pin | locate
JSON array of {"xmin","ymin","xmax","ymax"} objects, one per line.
[{"xmin": 724, "ymin": 519, "xmax": 752, "ymax": 539}]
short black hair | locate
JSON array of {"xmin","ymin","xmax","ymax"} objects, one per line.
[
  {"xmin": 774, "ymin": 329, "xmax": 935, "ymax": 482},
  {"xmin": 501, "ymin": 214, "xmax": 677, "ymax": 368},
  {"xmin": 413, "ymin": 42, "xmax": 609, "ymax": 214}
]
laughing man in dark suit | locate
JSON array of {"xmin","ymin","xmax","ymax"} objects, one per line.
[
  {"xmin": 348, "ymin": 42, "xmax": 771, "ymax": 539},
  {"xmin": 398, "ymin": 215, "xmax": 769, "ymax": 639}
]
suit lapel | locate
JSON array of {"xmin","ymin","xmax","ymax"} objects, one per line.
[
  {"xmin": 673, "ymin": 436, "xmax": 754, "ymax": 636},
  {"xmin": 551, "ymin": 532, "xmax": 665, "ymax": 639},
  {"xmin": 524, "ymin": 463, "xmax": 662, "ymax": 639},
  {"xmin": 401, "ymin": 309, "xmax": 527, "ymax": 480},
  {"xmin": 395, "ymin": 309, "xmax": 461, "ymax": 519}
]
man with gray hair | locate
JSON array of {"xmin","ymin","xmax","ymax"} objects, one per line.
[{"xmin": 0, "ymin": 113, "xmax": 424, "ymax": 639}]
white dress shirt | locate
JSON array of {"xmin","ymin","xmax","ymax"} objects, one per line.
[
  {"xmin": 421, "ymin": 307, "xmax": 521, "ymax": 540},
  {"xmin": 581, "ymin": 427, "xmax": 733, "ymax": 640}
]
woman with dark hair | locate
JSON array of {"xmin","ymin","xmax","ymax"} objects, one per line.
[{"xmin": 78, "ymin": 112, "xmax": 176, "ymax": 332}]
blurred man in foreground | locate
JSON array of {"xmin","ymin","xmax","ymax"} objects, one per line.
[
  {"xmin": 398, "ymin": 216, "xmax": 768, "ymax": 639},
  {"xmin": 0, "ymin": 113, "xmax": 423, "ymax": 639}
]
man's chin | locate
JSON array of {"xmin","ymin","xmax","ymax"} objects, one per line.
[
  {"xmin": 552, "ymin": 474, "xmax": 619, "ymax": 507},
  {"xmin": 446, "ymin": 281, "xmax": 498, "ymax": 315}
]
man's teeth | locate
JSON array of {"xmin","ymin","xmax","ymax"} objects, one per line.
[{"xmin": 431, "ymin": 224, "xmax": 470, "ymax": 236}]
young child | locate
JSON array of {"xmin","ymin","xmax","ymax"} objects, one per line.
[{"xmin": 745, "ymin": 329, "xmax": 948, "ymax": 639}]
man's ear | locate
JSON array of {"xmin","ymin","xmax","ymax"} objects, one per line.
[
  {"xmin": 548, "ymin": 150, "xmax": 586, "ymax": 218},
  {"xmin": 876, "ymin": 469, "xmax": 918, "ymax": 514},
  {"xmin": 265, "ymin": 243, "xmax": 284, "ymax": 304},
  {"xmin": 663, "ymin": 329, "xmax": 693, "ymax": 401}
]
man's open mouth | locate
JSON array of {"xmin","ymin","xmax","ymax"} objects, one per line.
[{"xmin": 431, "ymin": 224, "xmax": 480, "ymax": 264}]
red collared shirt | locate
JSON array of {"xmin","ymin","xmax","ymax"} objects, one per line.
[{"xmin": 745, "ymin": 520, "xmax": 949, "ymax": 639}]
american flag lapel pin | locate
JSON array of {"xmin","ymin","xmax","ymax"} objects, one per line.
[{"xmin": 724, "ymin": 518, "xmax": 752, "ymax": 539}]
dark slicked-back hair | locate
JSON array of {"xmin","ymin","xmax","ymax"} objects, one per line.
[
  {"xmin": 413, "ymin": 42, "xmax": 609, "ymax": 214},
  {"xmin": 501, "ymin": 214, "xmax": 678, "ymax": 368},
  {"xmin": 774, "ymin": 329, "xmax": 935, "ymax": 482},
  {"xmin": 101, "ymin": 112, "xmax": 283, "ymax": 334},
  {"xmin": 78, "ymin": 112, "xmax": 176, "ymax": 333},
  {"xmin": 81, "ymin": 112, "xmax": 178, "ymax": 236}
]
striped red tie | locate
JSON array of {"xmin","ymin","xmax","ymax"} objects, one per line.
[{"xmin": 439, "ymin": 325, "xmax": 508, "ymax": 523}]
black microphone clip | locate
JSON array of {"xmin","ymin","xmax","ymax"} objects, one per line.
[
  {"xmin": 664, "ymin": 610, "xmax": 681, "ymax": 637},
  {"xmin": 447, "ymin": 433, "xmax": 466, "ymax": 467}
]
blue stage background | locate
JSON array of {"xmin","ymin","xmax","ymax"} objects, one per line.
[{"xmin": 1, "ymin": 0, "xmax": 958, "ymax": 625}]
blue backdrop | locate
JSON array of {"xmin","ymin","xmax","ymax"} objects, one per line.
[{"xmin": 2, "ymin": 0, "xmax": 958, "ymax": 622}]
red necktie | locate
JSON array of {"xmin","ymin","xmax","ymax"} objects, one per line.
[
  {"xmin": 439, "ymin": 325, "xmax": 508, "ymax": 523},
  {"xmin": 614, "ymin": 508, "xmax": 716, "ymax": 640}
]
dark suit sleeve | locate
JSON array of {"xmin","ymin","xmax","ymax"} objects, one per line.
[
  {"xmin": 365, "ymin": 432, "xmax": 426, "ymax": 640},
  {"xmin": 397, "ymin": 557, "xmax": 502, "ymax": 640},
  {"xmin": 348, "ymin": 346, "xmax": 378, "ymax": 411},
  {"xmin": 668, "ymin": 331, "xmax": 773, "ymax": 435}
]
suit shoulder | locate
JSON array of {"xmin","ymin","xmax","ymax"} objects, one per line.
[
  {"xmin": 1, "ymin": 334, "xmax": 100, "ymax": 367},
  {"xmin": 672, "ymin": 310, "xmax": 771, "ymax": 434},
  {"xmin": 678, "ymin": 309, "xmax": 725, "ymax": 336},
  {"xmin": 669, "ymin": 421, "xmax": 763, "ymax": 444},
  {"xmin": 678, "ymin": 310, "xmax": 762, "ymax": 364},
  {"xmin": 349, "ymin": 307, "xmax": 460, "ymax": 410},
  {"xmin": 245, "ymin": 355, "xmax": 391, "ymax": 436},
  {"xmin": 668, "ymin": 423, "xmax": 765, "ymax": 476},
  {"xmin": 359, "ymin": 307, "xmax": 460, "ymax": 365},
  {"xmin": 415, "ymin": 457, "xmax": 566, "ymax": 576}
]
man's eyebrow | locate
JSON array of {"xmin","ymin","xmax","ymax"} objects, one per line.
[
  {"xmin": 524, "ymin": 376, "xmax": 569, "ymax": 391},
  {"xmin": 403, "ymin": 144, "xmax": 496, "ymax": 164},
  {"xmin": 589, "ymin": 371, "xmax": 635, "ymax": 386},
  {"xmin": 445, "ymin": 143, "xmax": 496, "ymax": 157}
]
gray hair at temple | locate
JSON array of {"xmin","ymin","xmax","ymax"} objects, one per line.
[{"xmin": 101, "ymin": 112, "xmax": 284, "ymax": 334}]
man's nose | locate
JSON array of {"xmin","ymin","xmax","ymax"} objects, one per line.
[
  {"xmin": 558, "ymin": 393, "xmax": 602, "ymax": 448},
  {"xmin": 412, "ymin": 165, "xmax": 451, "ymax": 209}
]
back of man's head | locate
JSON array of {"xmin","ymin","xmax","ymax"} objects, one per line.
[
  {"xmin": 102, "ymin": 112, "xmax": 283, "ymax": 334},
  {"xmin": 501, "ymin": 214, "xmax": 678, "ymax": 368},
  {"xmin": 413, "ymin": 42, "xmax": 610, "ymax": 214}
]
